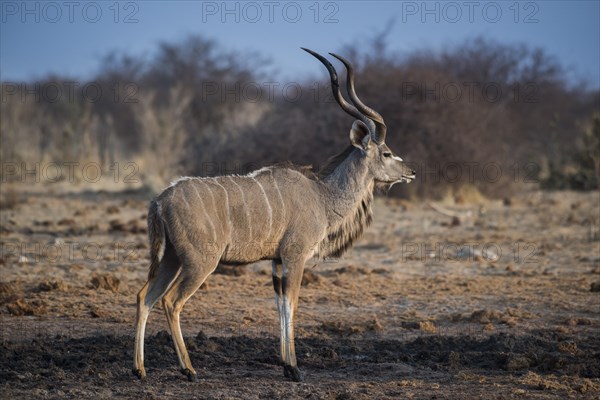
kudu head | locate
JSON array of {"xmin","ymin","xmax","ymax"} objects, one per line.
[{"xmin": 302, "ymin": 48, "xmax": 416, "ymax": 186}]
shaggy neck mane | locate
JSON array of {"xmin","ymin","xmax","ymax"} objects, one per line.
[{"xmin": 318, "ymin": 147, "xmax": 374, "ymax": 258}]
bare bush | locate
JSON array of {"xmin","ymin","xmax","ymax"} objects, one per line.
[
  {"xmin": 2, "ymin": 35, "xmax": 597, "ymax": 198},
  {"xmin": 133, "ymin": 85, "xmax": 192, "ymax": 188}
]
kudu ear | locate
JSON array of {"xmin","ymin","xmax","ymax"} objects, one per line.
[{"xmin": 349, "ymin": 120, "xmax": 372, "ymax": 151}]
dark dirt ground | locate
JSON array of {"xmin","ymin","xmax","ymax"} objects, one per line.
[{"xmin": 0, "ymin": 183, "xmax": 599, "ymax": 399}]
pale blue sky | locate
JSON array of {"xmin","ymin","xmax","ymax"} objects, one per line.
[{"xmin": 1, "ymin": 1, "xmax": 599, "ymax": 87}]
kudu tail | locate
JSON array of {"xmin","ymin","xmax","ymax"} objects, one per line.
[{"xmin": 147, "ymin": 200, "xmax": 166, "ymax": 280}]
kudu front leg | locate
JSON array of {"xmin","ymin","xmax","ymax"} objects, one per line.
[
  {"xmin": 272, "ymin": 261, "xmax": 287, "ymax": 365},
  {"xmin": 277, "ymin": 258, "xmax": 305, "ymax": 382}
]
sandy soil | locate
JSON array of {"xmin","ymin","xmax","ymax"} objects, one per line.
[{"xmin": 0, "ymin": 182, "xmax": 599, "ymax": 399}]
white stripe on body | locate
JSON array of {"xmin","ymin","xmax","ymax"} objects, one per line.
[
  {"xmin": 179, "ymin": 186, "xmax": 191, "ymax": 211},
  {"xmin": 272, "ymin": 174, "xmax": 286, "ymax": 237},
  {"xmin": 191, "ymin": 183, "xmax": 216, "ymax": 242},
  {"xmin": 251, "ymin": 177, "xmax": 273, "ymax": 237},
  {"xmin": 200, "ymin": 180, "xmax": 225, "ymax": 238},
  {"xmin": 211, "ymin": 178, "xmax": 232, "ymax": 231},
  {"xmin": 227, "ymin": 176, "xmax": 252, "ymax": 239},
  {"xmin": 247, "ymin": 167, "xmax": 271, "ymax": 178}
]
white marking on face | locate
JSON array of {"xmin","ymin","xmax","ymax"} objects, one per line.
[{"xmin": 392, "ymin": 155, "xmax": 404, "ymax": 162}]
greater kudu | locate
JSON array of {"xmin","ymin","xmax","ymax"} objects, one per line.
[{"xmin": 133, "ymin": 48, "xmax": 416, "ymax": 382}]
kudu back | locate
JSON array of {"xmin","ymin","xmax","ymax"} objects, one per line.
[{"xmin": 133, "ymin": 48, "xmax": 416, "ymax": 382}]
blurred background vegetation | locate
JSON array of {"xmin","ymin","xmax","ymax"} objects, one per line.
[{"xmin": 1, "ymin": 34, "xmax": 598, "ymax": 198}]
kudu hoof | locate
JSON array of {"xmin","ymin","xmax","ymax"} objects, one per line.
[
  {"xmin": 132, "ymin": 368, "xmax": 146, "ymax": 380},
  {"xmin": 283, "ymin": 365, "xmax": 303, "ymax": 382},
  {"xmin": 181, "ymin": 368, "xmax": 198, "ymax": 382}
]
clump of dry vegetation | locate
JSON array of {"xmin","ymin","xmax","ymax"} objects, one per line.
[
  {"xmin": 543, "ymin": 113, "xmax": 600, "ymax": 190},
  {"xmin": 1, "ymin": 35, "xmax": 597, "ymax": 199}
]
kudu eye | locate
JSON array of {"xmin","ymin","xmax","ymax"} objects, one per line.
[{"xmin": 383, "ymin": 152, "xmax": 392, "ymax": 158}]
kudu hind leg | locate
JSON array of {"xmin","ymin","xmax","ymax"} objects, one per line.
[
  {"xmin": 162, "ymin": 257, "xmax": 219, "ymax": 381},
  {"xmin": 133, "ymin": 246, "xmax": 181, "ymax": 379},
  {"xmin": 280, "ymin": 260, "xmax": 305, "ymax": 382}
]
